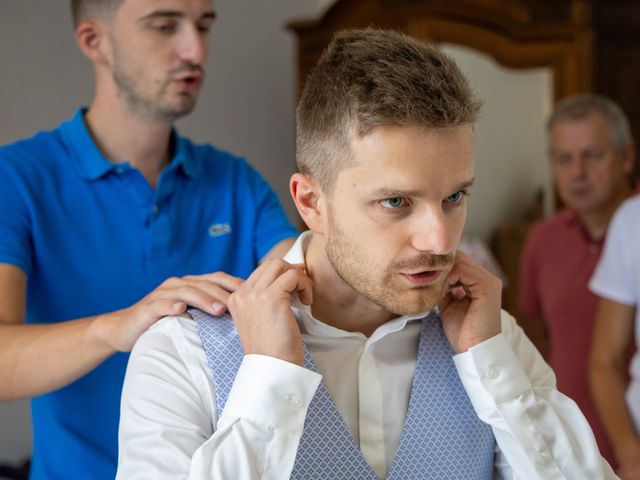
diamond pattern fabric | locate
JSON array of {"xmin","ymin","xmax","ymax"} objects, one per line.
[{"xmin": 193, "ymin": 308, "xmax": 495, "ymax": 479}]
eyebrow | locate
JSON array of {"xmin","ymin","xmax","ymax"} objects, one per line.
[
  {"xmin": 453, "ymin": 178, "xmax": 475, "ymax": 191},
  {"xmin": 139, "ymin": 10, "xmax": 217, "ymax": 22},
  {"xmin": 371, "ymin": 179, "xmax": 475, "ymax": 198}
]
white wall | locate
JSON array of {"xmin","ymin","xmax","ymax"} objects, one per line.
[
  {"xmin": 0, "ymin": 0, "xmax": 324, "ymax": 464},
  {"xmin": 442, "ymin": 44, "xmax": 553, "ymax": 242}
]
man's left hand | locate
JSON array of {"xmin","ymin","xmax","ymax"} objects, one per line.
[{"xmin": 438, "ymin": 251, "xmax": 502, "ymax": 353}]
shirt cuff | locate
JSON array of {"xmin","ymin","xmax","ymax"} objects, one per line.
[
  {"xmin": 453, "ymin": 333, "xmax": 532, "ymax": 414},
  {"xmin": 221, "ymin": 354, "xmax": 322, "ymax": 433}
]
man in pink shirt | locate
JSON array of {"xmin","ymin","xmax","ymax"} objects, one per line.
[{"xmin": 518, "ymin": 94, "xmax": 636, "ymax": 466}]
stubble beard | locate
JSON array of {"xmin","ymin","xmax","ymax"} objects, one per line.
[
  {"xmin": 111, "ymin": 44, "xmax": 197, "ymax": 123},
  {"xmin": 325, "ymin": 211, "xmax": 451, "ymax": 316}
]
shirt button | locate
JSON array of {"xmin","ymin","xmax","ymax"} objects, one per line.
[
  {"xmin": 152, "ymin": 205, "xmax": 159, "ymax": 215},
  {"xmin": 535, "ymin": 452, "xmax": 550, "ymax": 466},
  {"xmin": 284, "ymin": 394, "xmax": 303, "ymax": 408},
  {"xmin": 486, "ymin": 366, "xmax": 500, "ymax": 379},
  {"xmin": 115, "ymin": 166, "xmax": 125, "ymax": 174}
]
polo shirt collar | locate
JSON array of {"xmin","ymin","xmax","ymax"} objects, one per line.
[
  {"xmin": 60, "ymin": 108, "xmax": 199, "ymax": 180},
  {"xmin": 60, "ymin": 108, "xmax": 115, "ymax": 180},
  {"xmin": 559, "ymin": 208, "xmax": 580, "ymax": 226},
  {"xmin": 172, "ymin": 134, "xmax": 198, "ymax": 178},
  {"xmin": 560, "ymin": 208, "xmax": 604, "ymax": 245}
]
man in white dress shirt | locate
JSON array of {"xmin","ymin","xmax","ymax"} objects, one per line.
[{"xmin": 117, "ymin": 29, "xmax": 616, "ymax": 479}]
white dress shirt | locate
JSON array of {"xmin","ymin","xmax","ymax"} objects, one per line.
[{"xmin": 117, "ymin": 233, "xmax": 616, "ymax": 479}]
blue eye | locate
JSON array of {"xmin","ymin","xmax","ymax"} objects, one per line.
[
  {"xmin": 379, "ymin": 197, "xmax": 407, "ymax": 209},
  {"xmin": 446, "ymin": 190, "xmax": 467, "ymax": 204}
]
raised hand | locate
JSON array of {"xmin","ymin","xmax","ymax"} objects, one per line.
[
  {"xmin": 227, "ymin": 259, "xmax": 313, "ymax": 366},
  {"xmin": 438, "ymin": 251, "xmax": 502, "ymax": 353},
  {"xmin": 102, "ymin": 272, "xmax": 243, "ymax": 352}
]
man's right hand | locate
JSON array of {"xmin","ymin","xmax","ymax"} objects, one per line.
[
  {"xmin": 99, "ymin": 272, "xmax": 244, "ymax": 352},
  {"xmin": 227, "ymin": 259, "xmax": 313, "ymax": 366},
  {"xmin": 0, "ymin": 266, "xmax": 243, "ymax": 400}
]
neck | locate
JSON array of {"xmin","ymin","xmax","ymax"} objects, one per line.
[
  {"xmin": 85, "ymin": 92, "xmax": 173, "ymax": 189},
  {"xmin": 304, "ymin": 234, "xmax": 396, "ymax": 337},
  {"xmin": 577, "ymin": 185, "xmax": 633, "ymax": 239}
]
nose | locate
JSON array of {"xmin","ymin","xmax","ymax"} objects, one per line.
[
  {"xmin": 410, "ymin": 207, "xmax": 457, "ymax": 256},
  {"xmin": 176, "ymin": 25, "xmax": 208, "ymax": 65},
  {"xmin": 568, "ymin": 156, "xmax": 587, "ymax": 178}
]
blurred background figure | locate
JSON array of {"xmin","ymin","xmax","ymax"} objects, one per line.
[
  {"xmin": 590, "ymin": 194, "xmax": 640, "ymax": 478},
  {"xmin": 518, "ymin": 94, "xmax": 636, "ymax": 466}
]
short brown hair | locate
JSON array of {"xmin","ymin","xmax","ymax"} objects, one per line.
[
  {"xmin": 547, "ymin": 93, "xmax": 632, "ymax": 152},
  {"xmin": 70, "ymin": 0, "xmax": 123, "ymax": 27},
  {"xmin": 296, "ymin": 28, "xmax": 482, "ymax": 191}
]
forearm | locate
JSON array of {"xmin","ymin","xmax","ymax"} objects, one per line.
[
  {"xmin": 0, "ymin": 268, "xmax": 248, "ymax": 401},
  {"xmin": 455, "ymin": 315, "xmax": 616, "ymax": 478},
  {"xmin": 589, "ymin": 297, "xmax": 639, "ymax": 472},
  {"xmin": 0, "ymin": 314, "xmax": 115, "ymax": 400},
  {"xmin": 591, "ymin": 361, "xmax": 639, "ymax": 455}
]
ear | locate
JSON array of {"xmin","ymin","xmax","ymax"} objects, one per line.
[
  {"xmin": 290, "ymin": 173, "xmax": 327, "ymax": 234},
  {"xmin": 75, "ymin": 19, "xmax": 111, "ymax": 66}
]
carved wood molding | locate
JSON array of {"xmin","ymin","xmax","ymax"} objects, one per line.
[{"xmin": 288, "ymin": 0, "xmax": 593, "ymax": 99}]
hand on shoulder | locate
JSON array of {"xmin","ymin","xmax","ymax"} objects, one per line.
[{"xmin": 95, "ymin": 272, "xmax": 243, "ymax": 352}]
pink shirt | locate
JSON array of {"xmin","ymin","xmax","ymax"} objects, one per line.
[{"xmin": 518, "ymin": 208, "xmax": 614, "ymax": 464}]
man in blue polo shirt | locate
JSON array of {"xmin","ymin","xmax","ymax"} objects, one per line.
[{"xmin": 0, "ymin": 0, "xmax": 297, "ymax": 479}]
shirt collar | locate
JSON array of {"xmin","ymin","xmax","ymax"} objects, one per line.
[
  {"xmin": 171, "ymin": 134, "xmax": 198, "ymax": 178},
  {"xmin": 285, "ymin": 232, "xmax": 428, "ymax": 339},
  {"xmin": 559, "ymin": 208, "xmax": 580, "ymax": 226},
  {"xmin": 559, "ymin": 208, "xmax": 604, "ymax": 246},
  {"xmin": 60, "ymin": 108, "xmax": 198, "ymax": 180},
  {"xmin": 60, "ymin": 108, "xmax": 115, "ymax": 180}
]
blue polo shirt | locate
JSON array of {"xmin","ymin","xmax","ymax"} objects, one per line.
[{"xmin": 0, "ymin": 109, "xmax": 297, "ymax": 480}]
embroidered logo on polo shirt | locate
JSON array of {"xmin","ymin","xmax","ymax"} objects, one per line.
[{"xmin": 208, "ymin": 223, "xmax": 232, "ymax": 237}]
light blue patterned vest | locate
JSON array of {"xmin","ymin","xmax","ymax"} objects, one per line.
[{"xmin": 193, "ymin": 309, "xmax": 495, "ymax": 479}]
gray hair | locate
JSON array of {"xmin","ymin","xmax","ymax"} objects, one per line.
[{"xmin": 547, "ymin": 94, "xmax": 632, "ymax": 151}]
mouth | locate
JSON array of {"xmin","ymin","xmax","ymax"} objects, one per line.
[
  {"xmin": 569, "ymin": 181, "xmax": 591, "ymax": 192},
  {"xmin": 172, "ymin": 72, "xmax": 203, "ymax": 93},
  {"xmin": 400, "ymin": 269, "xmax": 444, "ymax": 286},
  {"xmin": 569, "ymin": 188, "xmax": 592, "ymax": 199}
]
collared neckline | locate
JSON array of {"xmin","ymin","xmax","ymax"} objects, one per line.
[
  {"xmin": 60, "ymin": 108, "xmax": 197, "ymax": 180},
  {"xmin": 172, "ymin": 134, "xmax": 198, "ymax": 178},
  {"xmin": 60, "ymin": 108, "xmax": 115, "ymax": 180},
  {"xmin": 559, "ymin": 208, "xmax": 604, "ymax": 247},
  {"xmin": 285, "ymin": 232, "xmax": 429, "ymax": 340}
]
